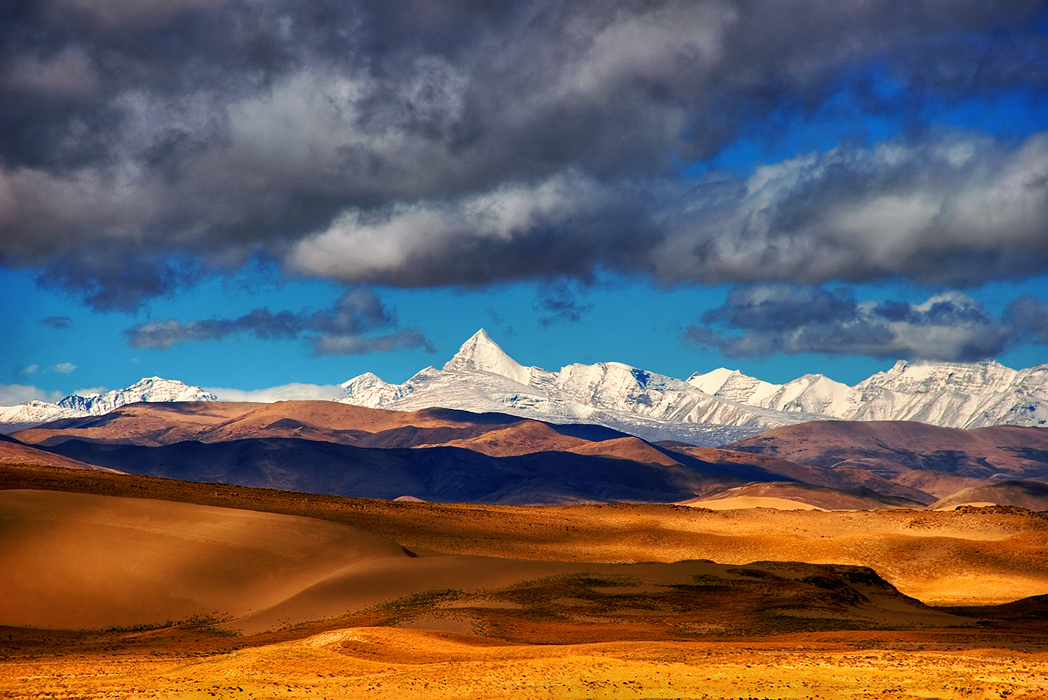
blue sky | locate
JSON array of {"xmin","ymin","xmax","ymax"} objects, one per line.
[{"xmin": 2, "ymin": 1, "xmax": 1048, "ymax": 403}]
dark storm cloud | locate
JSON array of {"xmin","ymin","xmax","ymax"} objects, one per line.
[
  {"xmin": 124, "ymin": 288, "xmax": 434, "ymax": 355},
  {"xmin": 41, "ymin": 315, "xmax": 72, "ymax": 328},
  {"xmin": 1008, "ymin": 296, "xmax": 1048, "ymax": 344},
  {"xmin": 536, "ymin": 280, "xmax": 594, "ymax": 327},
  {"xmin": 686, "ymin": 286, "xmax": 1013, "ymax": 361},
  {"xmin": 1, "ymin": 0, "xmax": 1047, "ymax": 308}
]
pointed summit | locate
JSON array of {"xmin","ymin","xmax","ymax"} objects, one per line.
[{"xmin": 443, "ymin": 329, "xmax": 532, "ymax": 385}]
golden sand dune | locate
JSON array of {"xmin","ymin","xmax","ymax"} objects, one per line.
[
  {"xmin": 930, "ymin": 479, "xmax": 1048, "ymax": 511},
  {"xmin": 0, "ymin": 490, "xmax": 409, "ymax": 629},
  {"xmin": 4, "ymin": 475, "xmax": 1048, "ymax": 699},
  {"xmin": 680, "ymin": 481, "xmax": 920, "ymax": 511},
  {"xmin": 0, "ymin": 488, "xmax": 968, "ymax": 636},
  {"xmin": 685, "ymin": 495, "xmax": 825, "ymax": 510},
  {"xmin": 3, "ymin": 464, "xmax": 1048, "ymax": 620}
]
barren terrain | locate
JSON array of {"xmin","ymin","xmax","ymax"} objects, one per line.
[{"xmin": 3, "ymin": 461, "xmax": 1048, "ymax": 698}]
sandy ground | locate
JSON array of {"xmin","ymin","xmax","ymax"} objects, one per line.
[
  {"xmin": 3, "ymin": 477, "xmax": 1048, "ymax": 698},
  {"xmin": 685, "ymin": 496, "xmax": 825, "ymax": 510},
  {"xmin": 2, "ymin": 627, "xmax": 1048, "ymax": 699}
]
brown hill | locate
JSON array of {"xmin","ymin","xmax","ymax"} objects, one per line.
[
  {"xmin": 39, "ymin": 435, "xmax": 744, "ymax": 505},
  {"xmin": 727, "ymin": 421, "xmax": 1048, "ymax": 498},
  {"xmin": 12, "ymin": 401, "xmax": 261, "ymax": 446},
  {"xmin": 30, "ymin": 402, "xmax": 1048, "ymax": 510},
  {"xmin": 660, "ymin": 441, "xmax": 936, "ymax": 504},
  {"xmin": 13, "ymin": 401, "xmax": 624, "ymax": 453},
  {"xmin": 0, "ymin": 433, "xmax": 117, "ymax": 472},
  {"xmin": 411, "ymin": 418, "xmax": 590, "ymax": 456},
  {"xmin": 568, "ymin": 436, "xmax": 685, "ymax": 467},
  {"xmin": 931, "ymin": 480, "xmax": 1048, "ymax": 511},
  {"xmin": 14, "ymin": 400, "xmax": 866, "ymax": 504}
]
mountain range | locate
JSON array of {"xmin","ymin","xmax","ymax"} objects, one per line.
[
  {"xmin": 3, "ymin": 329, "xmax": 1046, "ymax": 444},
  {"xmin": 335, "ymin": 329, "xmax": 1048, "ymax": 444}
]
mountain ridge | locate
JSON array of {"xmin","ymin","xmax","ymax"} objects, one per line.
[
  {"xmin": 4, "ymin": 330, "xmax": 1046, "ymax": 442},
  {"xmin": 0, "ymin": 378, "xmax": 218, "ymax": 433}
]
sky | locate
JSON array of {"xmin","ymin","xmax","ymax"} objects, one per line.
[{"xmin": 3, "ymin": 0, "xmax": 1048, "ymax": 405}]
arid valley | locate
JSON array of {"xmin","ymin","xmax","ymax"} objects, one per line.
[{"xmin": 3, "ymin": 399, "xmax": 1048, "ymax": 698}]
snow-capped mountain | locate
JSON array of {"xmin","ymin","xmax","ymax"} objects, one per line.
[
  {"xmin": 338, "ymin": 329, "xmax": 816, "ymax": 445},
  {"xmin": 340, "ymin": 329, "xmax": 1047, "ymax": 444},
  {"xmin": 0, "ymin": 401, "xmax": 90, "ymax": 430},
  {"xmin": 691, "ymin": 359, "xmax": 1048, "ymax": 429},
  {"xmin": 0, "ymin": 377, "xmax": 218, "ymax": 433},
  {"xmin": 4, "ymin": 330, "xmax": 1044, "ymax": 443},
  {"xmin": 56, "ymin": 377, "xmax": 218, "ymax": 415}
]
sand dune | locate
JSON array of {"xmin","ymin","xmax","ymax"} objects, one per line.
[
  {"xmin": 1, "ymin": 488, "xmax": 968, "ymax": 635},
  {"xmin": 4, "ymin": 464, "xmax": 1048, "ymax": 612},
  {"xmin": 931, "ymin": 479, "xmax": 1048, "ymax": 511},
  {"xmin": 685, "ymin": 495, "xmax": 825, "ymax": 510},
  {"xmin": 0, "ymin": 490, "xmax": 410, "ymax": 629},
  {"xmin": 682, "ymin": 481, "xmax": 923, "ymax": 511}
]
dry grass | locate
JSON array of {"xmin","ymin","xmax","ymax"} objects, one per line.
[{"xmin": 3, "ymin": 627, "xmax": 1048, "ymax": 699}]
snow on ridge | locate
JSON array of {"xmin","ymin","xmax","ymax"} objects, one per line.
[
  {"xmin": 0, "ymin": 377, "xmax": 218, "ymax": 433},
  {"xmin": 4, "ymin": 331, "xmax": 1045, "ymax": 440},
  {"xmin": 340, "ymin": 330, "xmax": 819, "ymax": 445},
  {"xmin": 693, "ymin": 358, "xmax": 1048, "ymax": 430},
  {"xmin": 442, "ymin": 328, "xmax": 533, "ymax": 385},
  {"xmin": 341, "ymin": 332, "xmax": 1048, "ymax": 438}
]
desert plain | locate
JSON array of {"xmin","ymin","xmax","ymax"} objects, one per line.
[{"xmin": 2, "ymin": 461, "xmax": 1048, "ymax": 699}]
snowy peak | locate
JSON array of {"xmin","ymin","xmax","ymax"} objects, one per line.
[
  {"xmin": 442, "ymin": 329, "xmax": 532, "ymax": 385},
  {"xmin": 340, "ymin": 372, "xmax": 387, "ymax": 393},
  {"xmin": 0, "ymin": 376, "xmax": 219, "ymax": 433},
  {"xmin": 689, "ymin": 368, "xmax": 781, "ymax": 405},
  {"xmin": 857, "ymin": 359, "xmax": 1018, "ymax": 396},
  {"xmin": 58, "ymin": 377, "xmax": 218, "ymax": 415},
  {"xmin": 687, "ymin": 368, "xmax": 740, "ymax": 394}
]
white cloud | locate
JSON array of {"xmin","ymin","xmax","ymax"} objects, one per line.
[
  {"xmin": 21, "ymin": 364, "xmax": 39, "ymax": 376},
  {"xmin": 0, "ymin": 384, "xmax": 65, "ymax": 406},
  {"xmin": 204, "ymin": 383, "xmax": 344, "ymax": 403},
  {"xmin": 49, "ymin": 362, "xmax": 77, "ymax": 374},
  {"xmin": 70, "ymin": 386, "xmax": 107, "ymax": 397}
]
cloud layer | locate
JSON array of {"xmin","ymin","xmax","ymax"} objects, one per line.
[
  {"xmin": 2, "ymin": 1, "xmax": 1047, "ymax": 308},
  {"xmin": 124, "ymin": 288, "xmax": 433, "ymax": 355},
  {"xmin": 686, "ymin": 286, "xmax": 1028, "ymax": 362}
]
